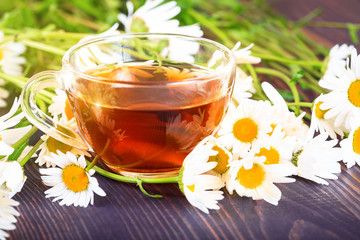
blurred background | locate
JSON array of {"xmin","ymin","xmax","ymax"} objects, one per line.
[{"xmin": 0, "ymin": 0, "xmax": 359, "ymax": 112}]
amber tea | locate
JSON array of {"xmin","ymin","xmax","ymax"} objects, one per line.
[{"xmin": 66, "ymin": 62, "xmax": 230, "ymax": 177}]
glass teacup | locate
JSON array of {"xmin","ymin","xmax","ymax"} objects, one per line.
[{"xmin": 21, "ymin": 33, "xmax": 236, "ymax": 178}]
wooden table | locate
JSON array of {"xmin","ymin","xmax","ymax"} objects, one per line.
[{"xmin": 9, "ymin": 1, "xmax": 360, "ymax": 239}]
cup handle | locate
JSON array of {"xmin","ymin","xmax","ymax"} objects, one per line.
[{"xmin": 21, "ymin": 70, "xmax": 88, "ymax": 150}]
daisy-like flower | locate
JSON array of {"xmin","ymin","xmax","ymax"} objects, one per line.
[
  {"xmin": 75, "ymin": 23, "xmax": 122, "ymax": 71},
  {"xmin": 179, "ymin": 136, "xmax": 225, "ymax": 214},
  {"xmin": 0, "ymin": 79, "xmax": 9, "ymax": 108},
  {"xmin": 205, "ymin": 136, "xmax": 233, "ymax": 181},
  {"xmin": 163, "ymin": 66, "xmax": 197, "ymax": 82},
  {"xmin": 35, "ymin": 117, "xmax": 90, "ymax": 167},
  {"xmin": 0, "ymin": 31, "xmax": 26, "ymax": 107},
  {"xmin": 232, "ymin": 42, "xmax": 261, "ymax": 64},
  {"xmin": 321, "ymin": 43, "xmax": 354, "ymax": 79},
  {"xmin": 226, "ymin": 151, "xmax": 295, "ymax": 205},
  {"xmin": 40, "ymin": 151, "xmax": 106, "ymax": 207},
  {"xmin": 48, "ymin": 89, "xmax": 74, "ymax": 120},
  {"xmin": 118, "ymin": 0, "xmax": 202, "ymax": 36},
  {"xmin": 217, "ymin": 99, "xmax": 272, "ymax": 156},
  {"xmin": 319, "ymin": 49, "xmax": 360, "ymax": 131},
  {"xmin": 340, "ymin": 114, "xmax": 360, "ymax": 168},
  {"xmin": 0, "ymin": 191, "xmax": 20, "ymax": 240},
  {"xmin": 309, "ymin": 94, "xmax": 346, "ymax": 139},
  {"xmin": 292, "ymin": 133, "xmax": 342, "ymax": 185},
  {"xmin": 0, "ymin": 98, "xmax": 32, "ymax": 156},
  {"xmin": 232, "ymin": 68, "xmax": 255, "ymax": 104},
  {"xmin": 118, "ymin": 0, "xmax": 203, "ymax": 63},
  {"xmin": 261, "ymin": 82, "xmax": 309, "ymax": 141},
  {"xmin": 0, "ymin": 161, "xmax": 26, "ymax": 198},
  {"xmin": 0, "ymin": 32, "xmax": 26, "ymax": 77},
  {"xmin": 252, "ymin": 125, "xmax": 297, "ymax": 173}
]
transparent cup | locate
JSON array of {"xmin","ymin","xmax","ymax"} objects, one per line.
[{"xmin": 21, "ymin": 33, "xmax": 236, "ymax": 178}]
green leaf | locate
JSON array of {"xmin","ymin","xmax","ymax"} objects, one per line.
[
  {"xmin": 347, "ymin": 24, "xmax": 359, "ymax": 44},
  {"xmin": 290, "ymin": 70, "xmax": 304, "ymax": 84},
  {"xmin": 7, "ymin": 140, "xmax": 28, "ymax": 162},
  {"xmin": 277, "ymin": 89, "xmax": 304, "ymax": 102}
]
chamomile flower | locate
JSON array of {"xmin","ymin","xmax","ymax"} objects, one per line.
[
  {"xmin": 321, "ymin": 43, "xmax": 354, "ymax": 79},
  {"xmin": 253, "ymin": 125, "xmax": 297, "ymax": 173},
  {"xmin": 232, "ymin": 68, "xmax": 255, "ymax": 104},
  {"xmin": 165, "ymin": 113, "xmax": 202, "ymax": 151},
  {"xmin": 0, "ymin": 98, "xmax": 31, "ymax": 156},
  {"xmin": 0, "ymin": 191, "xmax": 20, "ymax": 240},
  {"xmin": 76, "ymin": 23, "xmax": 122, "ymax": 71},
  {"xmin": 232, "ymin": 42, "xmax": 261, "ymax": 64},
  {"xmin": 0, "ymin": 161, "xmax": 26, "ymax": 198},
  {"xmin": 226, "ymin": 152, "xmax": 295, "ymax": 205},
  {"xmin": 40, "ymin": 151, "xmax": 106, "ymax": 207},
  {"xmin": 48, "ymin": 89, "xmax": 74, "ymax": 120},
  {"xmin": 340, "ymin": 115, "xmax": 360, "ymax": 168},
  {"xmin": 217, "ymin": 99, "xmax": 272, "ymax": 156},
  {"xmin": 205, "ymin": 136, "xmax": 233, "ymax": 180},
  {"xmin": 261, "ymin": 82, "xmax": 309, "ymax": 141},
  {"xmin": 0, "ymin": 80, "xmax": 9, "ymax": 108},
  {"xmin": 35, "ymin": 117, "xmax": 90, "ymax": 167},
  {"xmin": 119, "ymin": 0, "xmax": 202, "ymax": 36},
  {"xmin": 0, "ymin": 31, "xmax": 26, "ymax": 108},
  {"xmin": 309, "ymin": 94, "xmax": 345, "ymax": 139},
  {"xmin": 180, "ymin": 136, "xmax": 225, "ymax": 214},
  {"xmin": 0, "ymin": 31, "xmax": 26, "ymax": 77},
  {"xmin": 319, "ymin": 49, "xmax": 360, "ymax": 130},
  {"xmin": 118, "ymin": 0, "xmax": 203, "ymax": 62},
  {"xmin": 292, "ymin": 133, "xmax": 342, "ymax": 185}
]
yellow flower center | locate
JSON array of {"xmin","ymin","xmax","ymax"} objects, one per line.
[
  {"xmin": 130, "ymin": 17, "xmax": 149, "ymax": 32},
  {"xmin": 233, "ymin": 118, "xmax": 258, "ymax": 143},
  {"xmin": 348, "ymin": 80, "xmax": 360, "ymax": 107},
  {"xmin": 62, "ymin": 164, "xmax": 89, "ymax": 192},
  {"xmin": 256, "ymin": 147, "xmax": 280, "ymax": 165},
  {"xmin": 47, "ymin": 125, "xmax": 76, "ymax": 153},
  {"xmin": 0, "ymin": 135, "xmax": 2, "ymax": 141},
  {"xmin": 314, "ymin": 101, "xmax": 328, "ymax": 119},
  {"xmin": 236, "ymin": 163, "xmax": 265, "ymax": 189},
  {"xmin": 267, "ymin": 123, "xmax": 277, "ymax": 136},
  {"xmin": 0, "ymin": 50, "xmax": 3, "ymax": 61},
  {"xmin": 209, "ymin": 146, "xmax": 230, "ymax": 174},
  {"xmin": 186, "ymin": 184, "xmax": 195, "ymax": 192},
  {"xmin": 352, "ymin": 127, "xmax": 360, "ymax": 154},
  {"xmin": 64, "ymin": 99, "xmax": 74, "ymax": 120},
  {"xmin": 164, "ymin": 67, "xmax": 197, "ymax": 82}
]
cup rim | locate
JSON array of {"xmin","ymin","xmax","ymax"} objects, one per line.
[{"xmin": 62, "ymin": 33, "xmax": 236, "ymax": 86}]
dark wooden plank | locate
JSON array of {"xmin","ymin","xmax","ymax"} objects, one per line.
[
  {"xmin": 4, "ymin": 1, "xmax": 360, "ymax": 239},
  {"xmin": 268, "ymin": 0, "xmax": 360, "ymax": 50}
]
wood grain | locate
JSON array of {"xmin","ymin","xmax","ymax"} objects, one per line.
[{"xmin": 4, "ymin": 0, "xmax": 360, "ymax": 239}]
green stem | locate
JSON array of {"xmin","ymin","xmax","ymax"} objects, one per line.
[
  {"xmin": 43, "ymin": 31, "xmax": 90, "ymax": 39},
  {"xmin": 12, "ymin": 126, "xmax": 38, "ymax": 150},
  {"xmin": 20, "ymin": 39, "xmax": 67, "ymax": 56},
  {"xmin": 245, "ymin": 64, "xmax": 267, "ymax": 100},
  {"xmin": 86, "ymin": 154, "xmax": 100, "ymax": 172},
  {"xmin": 0, "ymin": 27, "xmax": 90, "ymax": 40},
  {"xmin": 0, "ymin": 72, "xmax": 55, "ymax": 104},
  {"xmin": 307, "ymin": 21, "xmax": 360, "ymax": 29},
  {"xmin": 87, "ymin": 160, "xmax": 179, "ymax": 184},
  {"xmin": 255, "ymin": 67, "xmax": 301, "ymax": 115},
  {"xmin": 19, "ymin": 139, "xmax": 44, "ymax": 167},
  {"xmin": 252, "ymin": 53, "xmax": 323, "ymax": 67},
  {"xmin": 136, "ymin": 178, "xmax": 163, "ymax": 198},
  {"xmin": 0, "ymin": 72, "xmax": 27, "ymax": 88},
  {"xmin": 187, "ymin": 9, "xmax": 234, "ymax": 47},
  {"xmin": 287, "ymin": 102, "xmax": 313, "ymax": 108}
]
